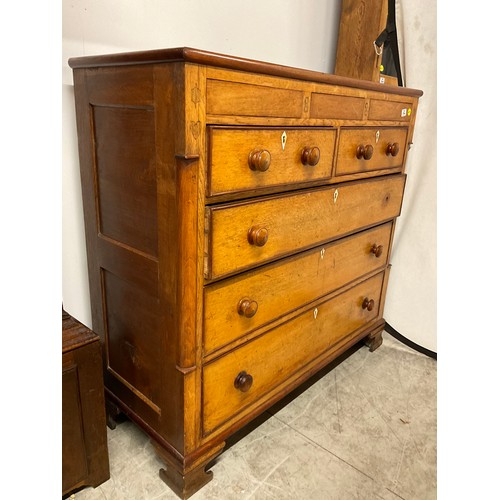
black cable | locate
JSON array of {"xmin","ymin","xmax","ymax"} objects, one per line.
[{"xmin": 385, "ymin": 322, "xmax": 437, "ymax": 359}]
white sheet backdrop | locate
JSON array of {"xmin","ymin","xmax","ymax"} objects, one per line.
[{"xmin": 383, "ymin": 0, "xmax": 437, "ymax": 352}]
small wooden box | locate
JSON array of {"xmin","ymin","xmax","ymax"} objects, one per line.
[{"xmin": 62, "ymin": 310, "xmax": 109, "ymax": 496}]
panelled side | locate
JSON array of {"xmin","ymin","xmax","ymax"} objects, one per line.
[{"xmin": 72, "ymin": 64, "xmax": 180, "ymax": 449}]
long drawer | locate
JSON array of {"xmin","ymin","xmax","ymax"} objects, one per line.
[
  {"xmin": 205, "ymin": 175, "xmax": 405, "ymax": 279},
  {"xmin": 204, "ymin": 222, "xmax": 392, "ymax": 355},
  {"xmin": 208, "ymin": 127, "xmax": 336, "ymax": 196},
  {"xmin": 202, "ymin": 271, "xmax": 385, "ymax": 434}
]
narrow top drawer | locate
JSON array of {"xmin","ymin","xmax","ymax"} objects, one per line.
[
  {"xmin": 368, "ymin": 99, "xmax": 413, "ymax": 121},
  {"xmin": 208, "ymin": 127, "xmax": 336, "ymax": 196},
  {"xmin": 205, "ymin": 175, "xmax": 406, "ymax": 280},
  {"xmin": 309, "ymin": 92, "xmax": 365, "ymax": 120},
  {"xmin": 207, "ymin": 79, "xmax": 304, "ymax": 117}
]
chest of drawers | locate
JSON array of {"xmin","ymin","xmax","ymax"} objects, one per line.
[{"xmin": 69, "ymin": 47, "xmax": 422, "ymax": 498}]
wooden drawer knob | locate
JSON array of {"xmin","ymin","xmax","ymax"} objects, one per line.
[
  {"xmin": 247, "ymin": 226, "xmax": 268, "ymax": 247},
  {"xmin": 234, "ymin": 371, "xmax": 253, "ymax": 392},
  {"xmin": 237, "ymin": 297, "xmax": 258, "ymax": 318},
  {"xmin": 370, "ymin": 244, "xmax": 384, "ymax": 258},
  {"xmin": 301, "ymin": 146, "xmax": 321, "ymax": 166},
  {"xmin": 356, "ymin": 144, "xmax": 374, "ymax": 160},
  {"xmin": 248, "ymin": 149, "xmax": 271, "ymax": 171},
  {"xmin": 362, "ymin": 297, "xmax": 375, "ymax": 311},
  {"xmin": 386, "ymin": 142, "xmax": 400, "ymax": 157}
]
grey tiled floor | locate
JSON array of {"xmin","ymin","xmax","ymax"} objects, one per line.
[{"xmin": 73, "ymin": 334, "xmax": 436, "ymax": 500}]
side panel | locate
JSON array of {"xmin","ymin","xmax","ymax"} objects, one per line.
[{"xmin": 72, "ymin": 64, "xmax": 169, "ymax": 441}]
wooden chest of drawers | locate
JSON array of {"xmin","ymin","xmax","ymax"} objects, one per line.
[{"xmin": 69, "ymin": 47, "xmax": 422, "ymax": 498}]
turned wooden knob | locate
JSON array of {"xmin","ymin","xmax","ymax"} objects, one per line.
[
  {"xmin": 362, "ymin": 297, "xmax": 375, "ymax": 311},
  {"xmin": 386, "ymin": 142, "xmax": 400, "ymax": 157},
  {"xmin": 301, "ymin": 146, "xmax": 321, "ymax": 166},
  {"xmin": 237, "ymin": 297, "xmax": 258, "ymax": 318},
  {"xmin": 234, "ymin": 371, "xmax": 253, "ymax": 392},
  {"xmin": 247, "ymin": 226, "xmax": 268, "ymax": 247},
  {"xmin": 248, "ymin": 149, "xmax": 271, "ymax": 171},
  {"xmin": 370, "ymin": 244, "xmax": 384, "ymax": 258},
  {"xmin": 356, "ymin": 144, "xmax": 374, "ymax": 160}
]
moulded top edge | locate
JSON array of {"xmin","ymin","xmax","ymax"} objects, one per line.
[{"xmin": 68, "ymin": 46, "xmax": 423, "ymax": 98}]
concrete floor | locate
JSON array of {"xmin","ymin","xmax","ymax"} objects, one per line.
[{"xmin": 72, "ymin": 333, "xmax": 437, "ymax": 500}]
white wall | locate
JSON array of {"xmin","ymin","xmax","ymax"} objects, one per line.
[
  {"xmin": 62, "ymin": 0, "xmax": 436, "ymax": 353},
  {"xmin": 62, "ymin": 0, "xmax": 341, "ymax": 328}
]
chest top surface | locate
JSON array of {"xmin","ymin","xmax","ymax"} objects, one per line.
[{"xmin": 68, "ymin": 46, "xmax": 422, "ymax": 98}]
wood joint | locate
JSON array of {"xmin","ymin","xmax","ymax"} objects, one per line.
[
  {"xmin": 176, "ymin": 364, "xmax": 197, "ymax": 375},
  {"xmin": 174, "ymin": 153, "xmax": 200, "ymax": 161}
]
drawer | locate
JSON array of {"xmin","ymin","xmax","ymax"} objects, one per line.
[
  {"xmin": 310, "ymin": 92, "xmax": 365, "ymax": 120},
  {"xmin": 336, "ymin": 127, "xmax": 408, "ymax": 176},
  {"xmin": 205, "ymin": 175, "xmax": 405, "ymax": 279},
  {"xmin": 368, "ymin": 99, "xmax": 413, "ymax": 121},
  {"xmin": 208, "ymin": 127, "xmax": 336, "ymax": 196},
  {"xmin": 204, "ymin": 222, "xmax": 393, "ymax": 354},
  {"xmin": 206, "ymin": 79, "xmax": 304, "ymax": 117},
  {"xmin": 202, "ymin": 272, "xmax": 385, "ymax": 434}
]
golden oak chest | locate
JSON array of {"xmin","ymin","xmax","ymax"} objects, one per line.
[{"xmin": 69, "ymin": 47, "xmax": 422, "ymax": 499}]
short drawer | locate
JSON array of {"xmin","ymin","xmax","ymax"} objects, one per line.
[
  {"xmin": 202, "ymin": 271, "xmax": 385, "ymax": 434},
  {"xmin": 368, "ymin": 99, "xmax": 413, "ymax": 121},
  {"xmin": 336, "ymin": 127, "xmax": 408, "ymax": 176},
  {"xmin": 309, "ymin": 93, "xmax": 365, "ymax": 120},
  {"xmin": 208, "ymin": 127, "xmax": 336, "ymax": 196},
  {"xmin": 204, "ymin": 222, "xmax": 393, "ymax": 354},
  {"xmin": 206, "ymin": 79, "xmax": 304, "ymax": 118},
  {"xmin": 205, "ymin": 175, "xmax": 405, "ymax": 280}
]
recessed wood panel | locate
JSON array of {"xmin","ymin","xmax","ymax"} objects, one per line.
[
  {"xmin": 310, "ymin": 93, "xmax": 365, "ymax": 120},
  {"xmin": 207, "ymin": 79, "xmax": 303, "ymax": 117},
  {"xmin": 93, "ymin": 106, "xmax": 158, "ymax": 257},
  {"xmin": 103, "ymin": 270, "xmax": 161, "ymax": 409}
]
